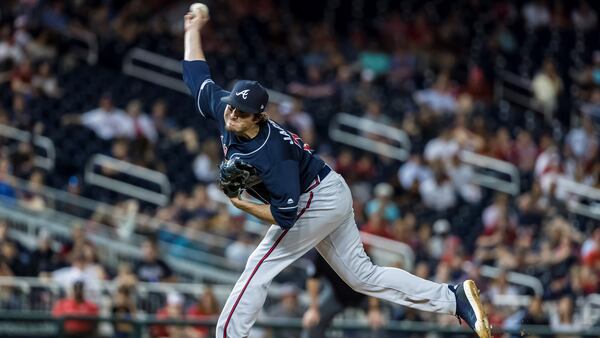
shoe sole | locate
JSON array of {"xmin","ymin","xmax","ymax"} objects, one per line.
[{"xmin": 463, "ymin": 280, "xmax": 491, "ymax": 338}]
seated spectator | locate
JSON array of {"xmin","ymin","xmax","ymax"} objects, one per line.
[
  {"xmin": 0, "ymin": 158, "xmax": 17, "ymax": 204},
  {"xmin": 186, "ymin": 287, "xmax": 220, "ymax": 338},
  {"xmin": 52, "ymin": 281, "xmax": 99, "ymax": 338},
  {"xmin": 10, "ymin": 59, "xmax": 33, "ymax": 96},
  {"xmin": 134, "ymin": 238, "xmax": 174, "ymax": 283},
  {"xmin": 581, "ymin": 228, "xmax": 600, "ymax": 270},
  {"xmin": 193, "ymin": 139, "xmax": 221, "ymax": 184},
  {"xmin": 398, "ymin": 153, "xmax": 433, "ymax": 192},
  {"xmin": 225, "ymin": 232, "xmax": 256, "ymax": 268},
  {"xmin": 62, "ymin": 93, "xmax": 129, "ymax": 140},
  {"xmin": 365, "ymin": 183, "xmax": 400, "ymax": 223},
  {"xmin": 532, "ymin": 58, "xmax": 562, "ymax": 115},
  {"xmin": 30, "ymin": 230, "xmax": 57, "ymax": 276},
  {"xmin": 267, "ymin": 284, "xmax": 304, "ymax": 338},
  {"xmin": 111, "ymin": 285, "xmax": 137, "ymax": 338},
  {"xmin": 52, "ymin": 251, "xmax": 103, "ymax": 298},
  {"xmin": 522, "ymin": 296, "xmax": 550, "ymax": 326},
  {"xmin": 419, "ymin": 166, "xmax": 457, "ymax": 213},
  {"xmin": 121, "ymin": 99, "xmax": 157, "ymax": 143},
  {"xmin": 151, "ymin": 292, "xmax": 186, "ymax": 338},
  {"xmin": 571, "ymin": 0, "xmax": 598, "ymax": 32},
  {"xmin": 550, "ymin": 296, "xmax": 585, "ymax": 333},
  {"xmin": 424, "ymin": 127, "xmax": 459, "ymax": 164},
  {"xmin": 32, "ymin": 60, "xmax": 61, "ymax": 98},
  {"xmin": 414, "ymin": 72, "xmax": 458, "ymax": 115},
  {"xmin": 565, "ymin": 114, "xmax": 598, "ymax": 165}
]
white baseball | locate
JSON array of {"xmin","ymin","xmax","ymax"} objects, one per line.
[{"xmin": 190, "ymin": 3, "xmax": 209, "ymax": 17}]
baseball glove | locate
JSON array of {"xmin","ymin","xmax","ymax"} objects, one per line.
[{"xmin": 218, "ymin": 158, "xmax": 260, "ymax": 198}]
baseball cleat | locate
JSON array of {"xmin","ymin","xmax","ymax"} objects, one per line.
[{"xmin": 451, "ymin": 280, "xmax": 491, "ymax": 338}]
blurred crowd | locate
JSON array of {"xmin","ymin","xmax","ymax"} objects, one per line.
[{"xmin": 1, "ymin": 0, "xmax": 600, "ymax": 337}]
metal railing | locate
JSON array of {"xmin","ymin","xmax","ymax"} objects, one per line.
[
  {"xmin": 459, "ymin": 150, "xmax": 521, "ymax": 196},
  {"xmin": 359, "ymin": 232, "xmax": 415, "ymax": 271},
  {"xmin": 0, "ymin": 203, "xmax": 239, "ymax": 283},
  {"xmin": 329, "ymin": 113, "xmax": 411, "ymax": 161},
  {"xmin": 84, "ymin": 154, "xmax": 172, "ymax": 206},
  {"xmin": 1, "ymin": 311, "xmax": 600, "ymax": 337},
  {"xmin": 494, "ymin": 69, "xmax": 551, "ymax": 121},
  {"xmin": 67, "ymin": 28, "xmax": 99, "ymax": 65},
  {"xmin": 556, "ymin": 176, "xmax": 600, "ymax": 220},
  {"xmin": 480, "ymin": 265, "xmax": 544, "ymax": 296},
  {"xmin": 0, "ymin": 124, "xmax": 56, "ymax": 171}
]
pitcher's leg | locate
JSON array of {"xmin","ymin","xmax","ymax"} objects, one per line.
[
  {"xmin": 216, "ymin": 219, "xmax": 336, "ymax": 338},
  {"xmin": 316, "ymin": 215, "xmax": 456, "ymax": 314}
]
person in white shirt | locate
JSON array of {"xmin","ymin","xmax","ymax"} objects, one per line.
[
  {"xmin": 63, "ymin": 93, "xmax": 130, "ymax": 140},
  {"xmin": 121, "ymin": 99, "xmax": 158, "ymax": 142}
]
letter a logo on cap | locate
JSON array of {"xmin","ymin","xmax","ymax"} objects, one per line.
[{"xmin": 235, "ymin": 89, "xmax": 250, "ymax": 99}]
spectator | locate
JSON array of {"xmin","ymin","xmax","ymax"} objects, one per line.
[
  {"xmin": 111, "ymin": 285, "xmax": 137, "ymax": 338},
  {"xmin": 565, "ymin": 115, "xmax": 598, "ymax": 164},
  {"xmin": 365, "ymin": 182, "xmax": 400, "ymax": 223},
  {"xmin": 424, "ymin": 127, "xmax": 460, "ymax": 164},
  {"xmin": 225, "ymin": 232, "xmax": 256, "ymax": 268},
  {"xmin": 63, "ymin": 93, "xmax": 129, "ymax": 140},
  {"xmin": 532, "ymin": 58, "xmax": 562, "ymax": 115},
  {"xmin": 151, "ymin": 292, "xmax": 186, "ymax": 338},
  {"xmin": 397, "ymin": 153, "xmax": 433, "ymax": 192},
  {"xmin": 193, "ymin": 139, "xmax": 221, "ymax": 184},
  {"xmin": 0, "ymin": 157, "xmax": 17, "ymax": 204},
  {"xmin": 52, "ymin": 251, "xmax": 103, "ymax": 298},
  {"xmin": 572, "ymin": 0, "xmax": 598, "ymax": 31},
  {"xmin": 30, "ymin": 230, "xmax": 57, "ymax": 276},
  {"xmin": 300, "ymin": 252, "xmax": 384, "ymax": 338},
  {"xmin": 122, "ymin": 99, "xmax": 158, "ymax": 143},
  {"xmin": 550, "ymin": 296, "xmax": 585, "ymax": 334},
  {"xmin": 419, "ymin": 166, "xmax": 457, "ymax": 213},
  {"xmin": 186, "ymin": 287, "xmax": 220, "ymax": 338},
  {"xmin": 134, "ymin": 238, "xmax": 174, "ymax": 283},
  {"xmin": 522, "ymin": 0, "xmax": 551, "ymax": 30},
  {"xmin": 52, "ymin": 281, "xmax": 99, "ymax": 338},
  {"xmin": 32, "ymin": 60, "xmax": 61, "ymax": 98},
  {"xmin": 414, "ymin": 72, "xmax": 458, "ymax": 115}
]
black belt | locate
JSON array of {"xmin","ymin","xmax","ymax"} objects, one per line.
[{"xmin": 305, "ymin": 165, "xmax": 331, "ymax": 193}]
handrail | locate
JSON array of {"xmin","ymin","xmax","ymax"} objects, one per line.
[
  {"xmin": 0, "ymin": 124, "xmax": 56, "ymax": 170},
  {"xmin": 122, "ymin": 48, "xmax": 295, "ymax": 104},
  {"xmin": 582, "ymin": 294, "xmax": 600, "ymax": 328},
  {"xmin": 68, "ymin": 28, "xmax": 99, "ymax": 65},
  {"xmin": 0, "ymin": 203, "xmax": 239, "ymax": 283},
  {"xmin": 84, "ymin": 154, "xmax": 172, "ymax": 206},
  {"xmin": 480, "ymin": 265, "xmax": 544, "ymax": 296},
  {"xmin": 494, "ymin": 69, "xmax": 550, "ymax": 120},
  {"xmin": 5, "ymin": 173, "xmax": 234, "ymax": 250},
  {"xmin": 556, "ymin": 176, "xmax": 600, "ymax": 220},
  {"xmin": 1, "ymin": 311, "xmax": 600, "ymax": 336},
  {"xmin": 329, "ymin": 113, "xmax": 411, "ymax": 161},
  {"xmin": 459, "ymin": 150, "xmax": 520, "ymax": 196},
  {"xmin": 359, "ymin": 232, "xmax": 414, "ymax": 271}
]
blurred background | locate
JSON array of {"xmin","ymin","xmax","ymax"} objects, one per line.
[{"xmin": 0, "ymin": 0, "xmax": 599, "ymax": 337}]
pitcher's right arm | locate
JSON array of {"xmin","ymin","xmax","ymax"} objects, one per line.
[{"xmin": 181, "ymin": 9, "xmax": 227, "ymax": 126}]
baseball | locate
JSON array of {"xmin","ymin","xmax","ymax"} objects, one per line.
[{"xmin": 190, "ymin": 3, "xmax": 209, "ymax": 18}]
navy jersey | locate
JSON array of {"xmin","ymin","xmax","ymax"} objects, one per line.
[{"xmin": 182, "ymin": 60, "xmax": 326, "ymax": 229}]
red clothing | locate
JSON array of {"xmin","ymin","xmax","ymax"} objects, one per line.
[
  {"xmin": 151, "ymin": 307, "xmax": 170, "ymax": 338},
  {"xmin": 186, "ymin": 307, "xmax": 213, "ymax": 336},
  {"xmin": 52, "ymin": 298, "xmax": 99, "ymax": 334}
]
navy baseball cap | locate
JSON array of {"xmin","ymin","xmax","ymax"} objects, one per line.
[{"xmin": 221, "ymin": 80, "xmax": 269, "ymax": 114}]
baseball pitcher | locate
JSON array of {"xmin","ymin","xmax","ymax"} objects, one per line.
[{"xmin": 182, "ymin": 5, "xmax": 491, "ymax": 338}]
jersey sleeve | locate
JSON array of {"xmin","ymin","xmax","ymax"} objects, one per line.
[
  {"xmin": 262, "ymin": 158, "xmax": 301, "ymax": 229},
  {"xmin": 181, "ymin": 60, "xmax": 228, "ymax": 126}
]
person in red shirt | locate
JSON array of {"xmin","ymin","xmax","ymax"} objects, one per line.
[
  {"xmin": 186, "ymin": 288, "xmax": 220, "ymax": 338},
  {"xmin": 52, "ymin": 280, "xmax": 99, "ymax": 338}
]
